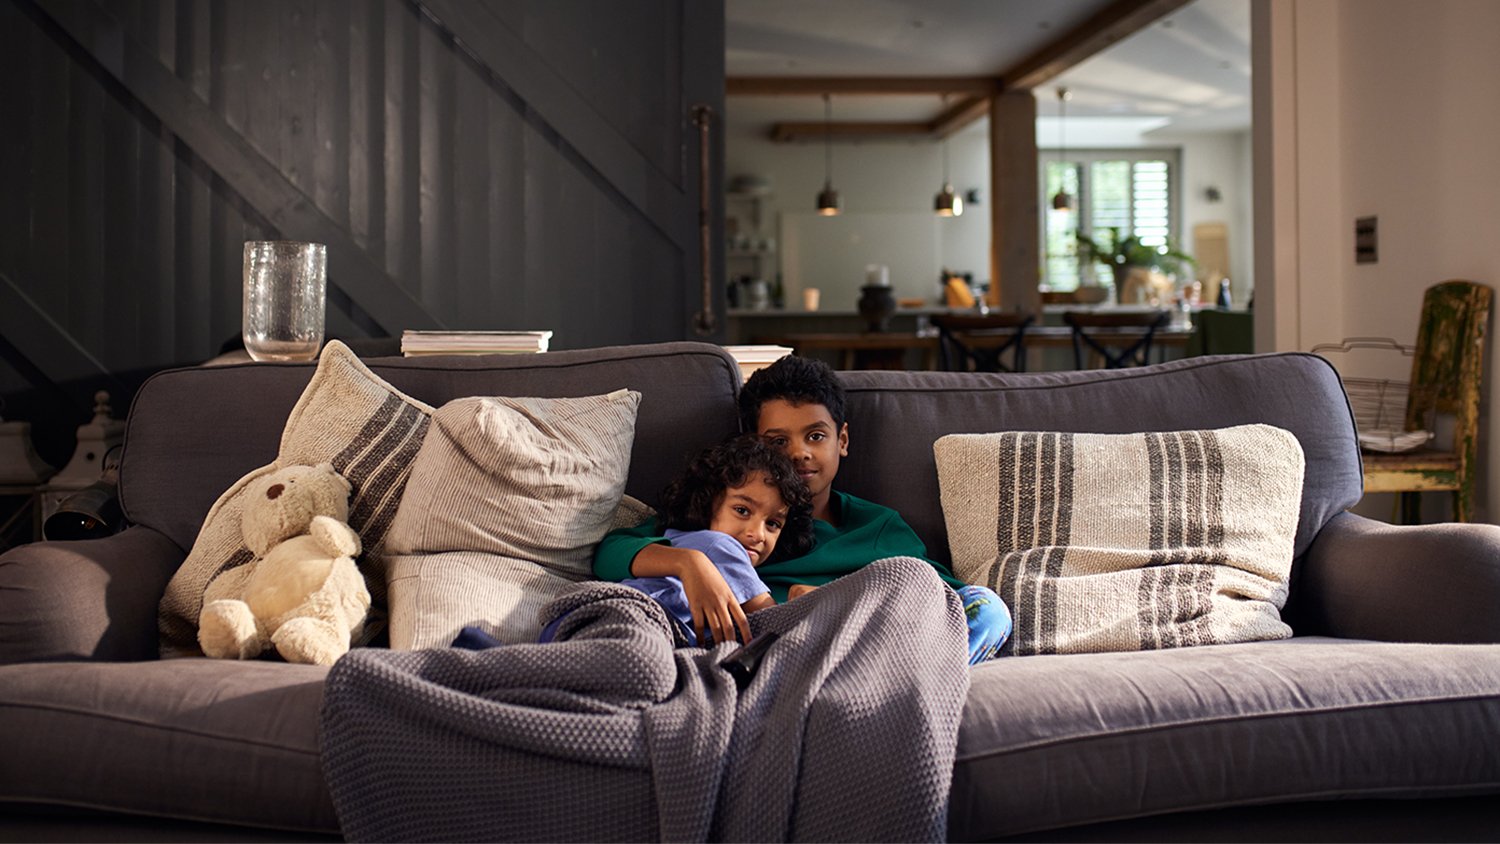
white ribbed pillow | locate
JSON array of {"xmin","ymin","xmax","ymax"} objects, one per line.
[
  {"xmin": 934, "ymin": 424, "xmax": 1304, "ymax": 656},
  {"xmin": 384, "ymin": 390, "xmax": 641, "ymax": 649}
]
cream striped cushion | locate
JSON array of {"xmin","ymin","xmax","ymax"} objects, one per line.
[
  {"xmin": 934, "ymin": 424, "xmax": 1304, "ymax": 656},
  {"xmin": 384, "ymin": 390, "xmax": 641, "ymax": 649},
  {"xmin": 158, "ymin": 340, "xmax": 433, "ymax": 656}
]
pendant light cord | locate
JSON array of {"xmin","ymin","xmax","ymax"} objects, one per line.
[
  {"xmin": 1058, "ymin": 87, "xmax": 1068, "ymax": 190},
  {"xmin": 941, "ymin": 93, "xmax": 951, "ymax": 184},
  {"xmin": 823, "ymin": 93, "xmax": 833, "ymax": 186}
]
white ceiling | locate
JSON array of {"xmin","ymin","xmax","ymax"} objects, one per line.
[{"xmin": 726, "ymin": 0, "xmax": 1251, "ymax": 138}]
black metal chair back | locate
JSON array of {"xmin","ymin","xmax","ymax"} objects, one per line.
[
  {"xmin": 930, "ymin": 312, "xmax": 1034, "ymax": 372},
  {"xmin": 1064, "ymin": 309, "xmax": 1171, "ymax": 369}
]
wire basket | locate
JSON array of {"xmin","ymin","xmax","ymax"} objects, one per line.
[{"xmin": 1310, "ymin": 338, "xmax": 1435, "ymax": 453}]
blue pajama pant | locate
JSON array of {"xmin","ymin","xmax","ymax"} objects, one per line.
[{"xmin": 958, "ymin": 584, "xmax": 1011, "ymax": 664}]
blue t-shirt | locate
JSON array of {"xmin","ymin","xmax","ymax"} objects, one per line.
[{"xmin": 620, "ymin": 528, "xmax": 770, "ymax": 645}]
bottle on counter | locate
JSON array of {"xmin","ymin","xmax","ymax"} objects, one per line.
[{"xmin": 1216, "ymin": 278, "xmax": 1233, "ymax": 309}]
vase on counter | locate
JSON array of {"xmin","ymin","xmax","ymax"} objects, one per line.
[{"xmin": 858, "ymin": 284, "xmax": 896, "ymax": 332}]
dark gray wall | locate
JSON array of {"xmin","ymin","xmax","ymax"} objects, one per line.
[{"xmin": 0, "ymin": 0, "xmax": 726, "ymax": 467}]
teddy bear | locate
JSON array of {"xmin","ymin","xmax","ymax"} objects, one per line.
[{"xmin": 197, "ymin": 462, "xmax": 371, "ymax": 666}]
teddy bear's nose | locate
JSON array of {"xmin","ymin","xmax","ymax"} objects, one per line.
[{"xmin": 266, "ymin": 483, "xmax": 285, "ymax": 500}]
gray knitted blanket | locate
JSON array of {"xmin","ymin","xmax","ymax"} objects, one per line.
[{"xmin": 319, "ymin": 557, "xmax": 969, "ymax": 842}]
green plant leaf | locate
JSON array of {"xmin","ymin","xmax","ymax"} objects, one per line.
[{"xmin": 1075, "ymin": 226, "xmax": 1197, "ymax": 276}]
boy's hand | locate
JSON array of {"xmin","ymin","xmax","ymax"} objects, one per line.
[
  {"xmin": 679, "ymin": 552, "xmax": 753, "ymax": 645},
  {"xmin": 629, "ymin": 543, "xmax": 751, "ymax": 645},
  {"xmin": 787, "ymin": 583, "xmax": 819, "ymax": 600}
]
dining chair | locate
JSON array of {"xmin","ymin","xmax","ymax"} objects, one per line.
[
  {"xmin": 1362, "ymin": 279, "xmax": 1492, "ymax": 523},
  {"xmin": 930, "ymin": 312, "xmax": 1034, "ymax": 373},
  {"xmin": 1063, "ymin": 309, "xmax": 1170, "ymax": 369}
]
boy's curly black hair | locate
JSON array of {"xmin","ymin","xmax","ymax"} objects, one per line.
[
  {"xmin": 737, "ymin": 354, "xmax": 847, "ymax": 434},
  {"xmin": 659, "ymin": 433, "xmax": 815, "ymax": 563}
]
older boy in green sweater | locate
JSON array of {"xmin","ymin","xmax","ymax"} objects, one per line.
[{"xmin": 593, "ymin": 356, "xmax": 1009, "ymax": 662}]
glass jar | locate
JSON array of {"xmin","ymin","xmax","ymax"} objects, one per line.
[{"xmin": 242, "ymin": 241, "xmax": 327, "ymax": 362}]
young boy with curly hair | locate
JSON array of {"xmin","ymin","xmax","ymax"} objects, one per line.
[
  {"xmin": 619, "ymin": 433, "xmax": 813, "ymax": 646},
  {"xmin": 595, "ymin": 355, "xmax": 1010, "ymax": 663}
]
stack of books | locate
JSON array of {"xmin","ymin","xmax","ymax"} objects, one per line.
[
  {"xmin": 722, "ymin": 345, "xmax": 794, "ymax": 382},
  {"xmin": 401, "ymin": 330, "xmax": 554, "ymax": 357}
]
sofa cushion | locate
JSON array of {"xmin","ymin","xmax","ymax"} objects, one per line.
[
  {"xmin": 835, "ymin": 354, "xmax": 1362, "ymax": 577},
  {"xmin": 383, "ymin": 391, "xmax": 641, "ymax": 648},
  {"xmin": 949, "ymin": 637, "xmax": 1500, "ymax": 841},
  {"xmin": 0, "ymin": 660, "xmax": 337, "ymax": 836},
  {"xmin": 157, "ymin": 341, "xmax": 433, "ymax": 655},
  {"xmin": 934, "ymin": 424, "xmax": 1303, "ymax": 655}
]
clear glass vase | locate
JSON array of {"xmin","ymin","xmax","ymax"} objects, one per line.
[{"xmin": 242, "ymin": 241, "xmax": 327, "ymax": 362}]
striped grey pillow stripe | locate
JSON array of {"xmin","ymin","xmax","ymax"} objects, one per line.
[
  {"xmin": 336, "ymin": 393, "xmax": 403, "ymax": 469},
  {"xmin": 936, "ymin": 424, "xmax": 1303, "ymax": 657},
  {"xmin": 1038, "ymin": 432, "xmax": 1074, "ymax": 655},
  {"xmin": 342, "ymin": 404, "xmax": 429, "ymax": 544},
  {"xmin": 1139, "ymin": 431, "xmax": 1227, "ymax": 650},
  {"xmin": 996, "ymin": 432, "xmax": 1074, "ymax": 657}
]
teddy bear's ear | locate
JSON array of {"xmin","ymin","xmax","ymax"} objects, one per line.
[{"xmin": 315, "ymin": 462, "xmax": 352, "ymax": 495}]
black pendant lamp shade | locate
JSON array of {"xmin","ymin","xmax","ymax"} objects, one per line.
[
  {"xmin": 1051, "ymin": 87, "xmax": 1073, "ymax": 211},
  {"xmin": 817, "ymin": 93, "xmax": 841, "ymax": 216},
  {"xmin": 934, "ymin": 142, "xmax": 962, "ymax": 217}
]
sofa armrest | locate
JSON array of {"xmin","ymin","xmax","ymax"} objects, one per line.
[
  {"xmin": 1296, "ymin": 511, "xmax": 1500, "ymax": 643},
  {"xmin": 0, "ymin": 526, "xmax": 185, "ymax": 663}
]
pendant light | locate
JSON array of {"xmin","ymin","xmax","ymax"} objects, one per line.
[
  {"xmin": 816, "ymin": 93, "xmax": 841, "ymax": 216},
  {"xmin": 933, "ymin": 94, "xmax": 963, "ymax": 217},
  {"xmin": 1051, "ymin": 87, "xmax": 1074, "ymax": 211}
]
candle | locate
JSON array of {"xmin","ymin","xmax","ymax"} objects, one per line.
[{"xmin": 865, "ymin": 264, "xmax": 890, "ymax": 287}]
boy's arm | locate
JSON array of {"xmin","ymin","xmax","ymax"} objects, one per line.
[
  {"xmin": 742, "ymin": 592, "xmax": 776, "ymax": 613},
  {"xmin": 636, "ymin": 545, "xmax": 753, "ymax": 645},
  {"xmin": 603, "ymin": 525, "xmax": 752, "ymax": 644},
  {"xmin": 593, "ymin": 518, "xmax": 668, "ymax": 581}
]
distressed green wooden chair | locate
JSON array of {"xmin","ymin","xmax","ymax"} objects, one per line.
[{"xmin": 1362, "ymin": 280, "xmax": 1492, "ymax": 523}]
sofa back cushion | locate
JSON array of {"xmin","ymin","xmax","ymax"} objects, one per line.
[
  {"xmin": 121, "ymin": 343, "xmax": 742, "ymax": 554},
  {"xmin": 836, "ymin": 353, "xmax": 1361, "ymax": 569}
]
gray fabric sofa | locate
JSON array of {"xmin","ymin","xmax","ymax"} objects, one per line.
[{"xmin": 2, "ymin": 341, "xmax": 1498, "ymax": 842}]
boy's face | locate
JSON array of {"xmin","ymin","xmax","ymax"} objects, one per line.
[
  {"xmin": 755, "ymin": 399, "xmax": 848, "ymax": 505},
  {"xmin": 708, "ymin": 470, "xmax": 787, "ymax": 566}
]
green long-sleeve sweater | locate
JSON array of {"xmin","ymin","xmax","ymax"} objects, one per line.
[{"xmin": 593, "ymin": 489, "xmax": 963, "ymax": 603}]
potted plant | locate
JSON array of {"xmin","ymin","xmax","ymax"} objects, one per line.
[{"xmin": 1075, "ymin": 227, "xmax": 1197, "ymax": 305}]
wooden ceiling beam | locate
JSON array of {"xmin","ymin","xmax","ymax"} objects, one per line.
[
  {"xmin": 732, "ymin": 0, "xmax": 1192, "ymax": 142},
  {"xmin": 931, "ymin": 96, "xmax": 992, "ymax": 139},
  {"xmin": 728, "ymin": 76, "xmax": 997, "ymax": 97},
  {"xmin": 770, "ymin": 121, "xmax": 933, "ymax": 143},
  {"xmin": 999, "ymin": 0, "xmax": 1194, "ymax": 91}
]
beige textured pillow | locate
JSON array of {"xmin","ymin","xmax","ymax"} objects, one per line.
[
  {"xmin": 158, "ymin": 341, "xmax": 433, "ymax": 656},
  {"xmin": 934, "ymin": 424, "xmax": 1304, "ymax": 656},
  {"xmin": 383, "ymin": 390, "xmax": 641, "ymax": 649}
]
